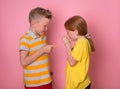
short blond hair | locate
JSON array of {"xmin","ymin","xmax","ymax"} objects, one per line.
[{"xmin": 29, "ymin": 7, "xmax": 52, "ymax": 23}]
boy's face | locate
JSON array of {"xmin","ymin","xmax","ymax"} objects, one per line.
[{"xmin": 34, "ymin": 16, "xmax": 50, "ymax": 35}]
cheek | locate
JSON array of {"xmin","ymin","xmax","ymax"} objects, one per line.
[
  {"xmin": 67, "ymin": 33, "xmax": 70, "ymax": 37},
  {"xmin": 38, "ymin": 26, "xmax": 44, "ymax": 31},
  {"xmin": 67, "ymin": 33, "xmax": 72, "ymax": 39}
]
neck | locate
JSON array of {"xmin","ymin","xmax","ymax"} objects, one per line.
[
  {"xmin": 30, "ymin": 27, "xmax": 41, "ymax": 37},
  {"xmin": 76, "ymin": 35, "xmax": 85, "ymax": 40}
]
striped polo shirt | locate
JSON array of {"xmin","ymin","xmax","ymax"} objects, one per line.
[{"xmin": 19, "ymin": 30, "xmax": 52, "ymax": 87}]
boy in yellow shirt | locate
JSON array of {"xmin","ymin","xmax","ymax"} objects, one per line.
[
  {"xmin": 63, "ymin": 16, "xmax": 95, "ymax": 89},
  {"xmin": 19, "ymin": 7, "xmax": 55, "ymax": 89}
]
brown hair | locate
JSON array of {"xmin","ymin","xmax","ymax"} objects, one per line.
[
  {"xmin": 64, "ymin": 16, "xmax": 87, "ymax": 36},
  {"xmin": 29, "ymin": 7, "xmax": 52, "ymax": 23},
  {"xmin": 64, "ymin": 15, "xmax": 95, "ymax": 52}
]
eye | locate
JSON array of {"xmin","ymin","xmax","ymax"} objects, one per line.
[{"xmin": 44, "ymin": 25, "xmax": 46, "ymax": 28}]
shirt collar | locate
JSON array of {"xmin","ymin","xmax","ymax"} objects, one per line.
[{"xmin": 27, "ymin": 30, "xmax": 38, "ymax": 39}]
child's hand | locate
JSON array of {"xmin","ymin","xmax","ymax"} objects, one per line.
[
  {"xmin": 62, "ymin": 36, "xmax": 70, "ymax": 46},
  {"xmin": 42, "ymin": 45, "xmax": 56, "ymax": 53}
]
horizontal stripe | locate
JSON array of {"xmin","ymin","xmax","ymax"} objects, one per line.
[
  {"xmin": 30, "ymin": 44, "xmax": 46, "ymax": 51},
  {"xmin": 24, "ymin": 62, "xmax": 49, "ymax": 70},
  {"xmin": 20, "ymin": 35, "xmax": 33, "ymax": 41},
  {"xmin": 20, "ymin": 37, "xmax": 46, "ymax": 45},
  {"xmin": 29, "ymin": 59, "xmax": 48, "ymax": 66},
  {"xmin": 25, "ymin": 74, "xmax": 51, "ymax": 81},
  {"xmin": 20, "ymin": 38, "xmax": 30, "ymax": 43},
  {"xmin": 30, "ymin": 40, "xmax": 46, "ymax": 48},
  {"xmin": 20, "ymin": 42, "xmax": 29, "ymax": 47},
  {"xmin": 24, "ymin": 70, "xmax": 50, "ymax": 77},
  {"xmin": 25, "ymin": 80, "xmax": 51, "ymax": 87},
  {"xmin": 30, "ymin": 37, "xmax": 46, "ymax": 44},
  {"xmin": 24, "ymin": 66, "xmax": 50, "ymax": 74},
  {"xmin": 25, "ymin": 77, "xmax": 51, "ymax": 84},
  {"xmin": 20, "ymin": 46, "xmax": 29, "ymax": 51}
]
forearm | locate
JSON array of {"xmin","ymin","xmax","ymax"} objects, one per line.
[
  {"xmin": 66, "ymin": 44, "xmax": 77, "ymax": 66},
  {"xmin": 63, "ymin": 36, "xmax": 78, "ymax": 66},
  {"xmin": 21, "ymin": 48, "xmax": 45, "ymax": 66},
  {"xmin": 66, "ymin": 46, "xmax": 73, "ymax": 65}
]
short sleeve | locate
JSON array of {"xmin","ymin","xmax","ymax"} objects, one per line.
[
  {"xmin": 19, "ymin": 37, "xmax": 30, "ymax": 51},
  {"xmin": 71, "ymin": 39, "xmax": 89, "ymax": 62},
  {"xmin": 71, "ymin": 40, "xmax": 83, "ymax": 61}
]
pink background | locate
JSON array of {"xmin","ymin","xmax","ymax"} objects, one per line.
[{"xmin": 0, "ymin": 0, "xmax": 120, "ymax": 89}]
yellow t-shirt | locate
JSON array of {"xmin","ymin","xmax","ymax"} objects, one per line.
[{"xmin": 65, "ymin": 37, "xmax": 91, "ymax": 89}]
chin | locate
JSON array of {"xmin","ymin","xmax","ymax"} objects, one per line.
[
  {"xmin": 71, "ymin": 38, "xmax": 77, "ymax": 41},
  {"xmin": 39, "ymin": 32, "xmax": 45, "ymax": 35},
  {"xmin": 69, "ymin": 38, "xmax": 74, "ymax": 41},
  {"xmin": 72, "ymin": 39, "xmax": 76, "ymax": 41}
]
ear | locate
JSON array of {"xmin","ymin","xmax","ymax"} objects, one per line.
[
  {"xmin": 75, "ymin": 30, "xmax": 78, "ymax": 35},
  {"xmin": 31, "ymin": 19, "xmax": 37, "ymax": 26}
]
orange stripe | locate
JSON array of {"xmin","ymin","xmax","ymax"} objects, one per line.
[
  {"xmin": 23, "ymin": 62, "xmax": 49, "ymax": 70},
  {"xmin": 20, "ymin": 35, "xmax": 33, "ymax": 41},
  {"xmin": 20, "ymin": 42, "xmax": 29, "ymax": 47},
  {"xmin": 30, "ymin": 40, "xmax": 46, "ymax": 48},
  {"xmin": 24, "ymin": 70, "xmax": 50, "ymax": 77},
  {"xmin": 25, "ymin": 77, "xmax": 51, "ymax": 84}
]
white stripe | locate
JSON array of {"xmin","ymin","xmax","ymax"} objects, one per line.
[
  {"xmin": 25, "ymin": 81, "xmax": 52, "ymax": 87},
  {"xmin": 20, "ymin": 38, "xmax": 29, "ymax": 42},
  {"xmin": 29, "ymin": 59, "xmax": 48, "ymax": 66},
  {"xmin": 30, "ymin": 44, "xmax": 46, "ymax": 51},
  {"xmin": 25, "ymin": 74, "xmax": 51, "ymax": 81},
  {"xmin": 24, "ymin": 67, "xmax": 49, "ymax": 74},
  {"xmin": 20, "ymin": 46, "xmax": 29, "ymax": 51},
  {"xmin": 30, "ymin": 38, "xmax": 42, "ymax": 43},
  {"xmin": 30, "ymin": 37, "xmax": 46, "ymax": 44}
]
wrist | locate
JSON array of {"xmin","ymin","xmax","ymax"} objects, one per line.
[
  {"xmin": 66, "ymin": 44, "xmax": 71, "ymax": 51},
  {"xmin": 64, "ymin": 40, "xmax": 70, "ymax": 45}
]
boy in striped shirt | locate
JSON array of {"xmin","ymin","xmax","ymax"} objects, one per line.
[{"xmin": 19, "ymin": 7, "xmax": 55, "ymax": 89}]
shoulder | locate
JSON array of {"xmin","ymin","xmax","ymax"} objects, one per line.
[
  {"xmin": 77, "ymin": 37, "xmax": 88, "ymax": 44},
  {"xmin": 74, "ymin": 37, "xmax": 90, "ymax": 50},
  {"xmin": 19, "ymin": 34, "xmax": 31, "ymax": 50},
  {"xmin": 19, "ymin": 33, "xmax": 33, "ymax": 41}
]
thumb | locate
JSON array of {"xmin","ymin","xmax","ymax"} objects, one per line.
[{"xmin": 62, "ymin": 35, "xmax": 67, "ymax": 40}]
